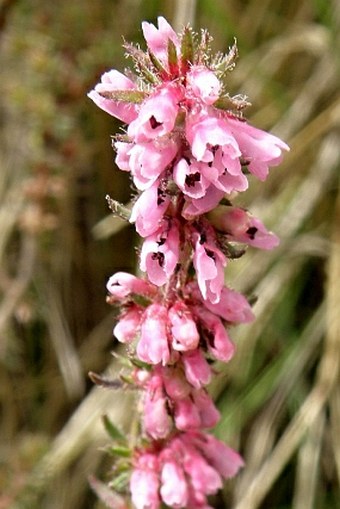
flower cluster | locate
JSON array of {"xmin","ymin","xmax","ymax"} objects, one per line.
[{"xmin": 89, "ymin": 16, "xmax": 289, "ymax": 509}]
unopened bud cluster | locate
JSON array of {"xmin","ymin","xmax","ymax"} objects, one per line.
[{"xmin": 89, "ymin": 16, "xmax": 289, "ymax": 509}]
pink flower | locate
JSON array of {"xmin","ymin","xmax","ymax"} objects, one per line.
[
  {"xmin": 143, "ymin": 373, "xmax": 172, "ymax": 439},
  {"xmin": 182, "ymin": 445, "xmax": 223, "ymax": 495},
  {"xmin": 227, "ymin": 115, "xmax": 290, "ymax": 180},
  {"xmin": 130, "ymin": 181, "xmax": 170, "ymax": 237},
  {"xmin": 174, "ymin": 396, "xmax": 201, "ymax": 430},
  {"xmin": 173, "ymin": 158, "xmax": 211, "ymax": 199},
  {"xmin": 182, "ymin": 349, "xmax": 212, "ymax": 389},
  {"xmin": 168, "ymin": 301, "xmax": 199, "ymax": 351},
  {"xmin": 182, "ymin": 185, "xmax": 225, "ymax": 218},
  {"xmin": 191, "ymin": 225, "xmax": 227, "ymax": 304},
  {"xmin": 192, "ymin": 390, "xmax": 220, "ymax": 428},
  {"xmin": 208, "ymin": 205, "xmax": 279, "ymax": 249},
  {"xmin": 196, "ymin": 307, "xmax": 235, "ymax": 362},
  {"xmin": 114, "ymin": 141, "xmax": 132, "ymax": 172},
  {"xmin": 106, "ymin": 271, "xmax": 156, "ymax": 300},
  {"xmin": 140, "ymin": 219, "xmax": 180, "ymax": 286},
  {"xmin": 173, "ymin": 390, "xmax": 220, "ymax": 431},
  {"xmin": 113, "ymin": 305, "xmax": 143, "ymax": 343},
  {"xmin": 193, "ymin": 433, "xmax": 245, "ymax": 479},
  {"xmin": 130, "ymin": 453, "xmax": 160, "ymax": 509},
  {"xmin": 88, "ymin": 70, "xmax": 138, "ymax": 123},
  {"xmin": 142, "ymin": 16, "xmax": 179, "ymax": 64},
  {"xmin": 186, "ymin": 116, "xmax": 245, "ymax": 184},
  {"xmin": 189, "ymin": 281, "xmax": 254, "ymax": 324},
  {"xmin": 127, "ymin": 138, "xmax": 178, "ymax": 190},
  {"xmin": 186, "ymin": 66, "xmax": 221, "ymax": 105},
  {"xmin": 160, "ymin": 461, "xmax": 189, "ymax": 508},
  {"xmin": 162, "ymin": 366, "xmax": 192, "ymax": 400},
  {"xmin": 128, "ymin": 84, "xmax": 182, "ymax": 143},
  {"xmin": 137, "ymin": 304, "xmax": 170, "ymax": 365}
]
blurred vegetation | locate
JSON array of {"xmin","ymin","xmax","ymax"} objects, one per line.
[{"xmin": 0, "ymin": 0, "xmax": 339, "ymax": 508}]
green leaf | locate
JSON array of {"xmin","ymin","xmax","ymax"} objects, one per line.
[
  {"xmin": 180, "ymin": 26, "xmax": 194, "ymax": 71},
  {"xmin": 109, "ymin": 472, "xmax": 130, "ymax": 491},
  {"xmin": 105, "ymin": 195, "xmax": 131, "ymax": 221},
  {"xmin": 102, "ymin": 415, "xmax": 126, "ymax": 443},
  {"xmin": 148, "ymin": 49, "xmax": 167, "ymax": 75},
  {"xmin": 88, "ymin": 475, "xmax": 127, "ymax": 509},
  {"xmin": 167, "ymin": 39, "xmax": 178, "ymax": 74},
  {"xmin": 99, "ymin": 89, "xmax": 147, "ymax": 104},
  {"xmin": 214, "ymin": 94, "xmax": 250, "ymax": 111},
  {"xmin": 108, "ymin": 445, "xmax": 132, "ymax": 458}
]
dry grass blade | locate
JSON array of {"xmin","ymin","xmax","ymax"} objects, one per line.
[
  {"xmin": 232, "ymin": 138, "xmax": 340, "ymax": 509},
  {"xmin": 11, "ymin": 371, "xmax": 135, "ymax": 509},
  {"xmin": 292, "ymin": 411, "xmax": 325, "ymax": 509}
]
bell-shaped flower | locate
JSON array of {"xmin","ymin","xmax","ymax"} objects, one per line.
[
  {"xmin": 191, "ymin": 433, "xmax": 245, "ymax": 479},
  {"xmin": 113, "ymin": 305, "xmax": 143, "ymax": 343},
  {"xmin": 182, "ymin": 349, "xmax": 212, "ymax": 389},
  {"xmin": 174, "ymin": 397, "xmax": 201, "ymax": 431},
  {"xmin": 137, "ymin": 303, "xmax": 170, "ymax": 365},
  {"xmin": 130, "ymin": 453, "xmax": 160, "ymax": 509},
  {"xmin": 186, "ymin": 66, "xmax": 221, "ymax": 105},
  {"xmin": 168, "ymin": 301, "xmax": 199, "ymax": 351},
  {"xmin": 196, "ymin": 307, "xmax": 235, "ymax": 362},
  {"xmin": 142, "ymin": 16, "xmax": 180, "ymax": 64},
  {"xmin": 106, "ymin": 271, "xmax": 157, "ymax": 300},
  {"xmin": 130, "ymin": 181, "xmax": 170, "ymax": 237},
  {"xmin": 191, "ymin": 226, "xmax": 227, "ymax": 304},
  {"xmin": 173, "ymin": 158, "xmax": 211, "ymax": 199},
  {"xmin": 140, "ymin": 218, "xmax": 180, "ymax": 286},
  {"xmin": 208, "ymin": 205, "xmax": 279, "ymax": 249},
  {"xmin": 226, "ymin": 115, "xmax": 290, "ymax": 180},
  {"xmin": 189, "ymin": 281, "xmax": 254, "ymax": 324},
  {"xmin": 187, "ymin": 115, "xmax": 241, "ymax": 166},
  {"xmin": 162, "ymin": 366, "xmax": 192, "ymax": 400},
  {"xmin": 192, "ymin": 390, "xmax": 220, "ymax": 429},
  {"xmin": 160, "ymin": 461, "xmax": 189, "ymax": 509},
  {"xmin": 182, "ymin": 445, "xmax": 223, "ymax": 496},
  {"xmin": 128, "ymin": 138, "xmax": 178, "ymax": 190},
  {"xmin": 88, "ymin": 70, "xmax": 138, "ymax": 123},
  {"xmin": 128, "ymin": 84, "xmax": 182, "ymax": 143},
  {"xmin": 182, "ymin": 184, "xmax": 225, "ymax": 218},
  {"xmin": 143, "ymin": 373, "xmax": 172, "ymax": 439}
]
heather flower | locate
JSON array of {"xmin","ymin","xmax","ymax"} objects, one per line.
[
  {"xmin": 87, "ymin": 70, "xmax": 138, "ymax": 123},
  {"xmin": 160, "ymin": 461, "xmax": 189, "ymax": 508},
  {"xmin": 226, "ymin": 115, "xmax": 290, "ymax": 180},
  {"xmin": 173, "ymin": 158, "xmax": 211, "ymax": 199},
  {"xmin": 168, "ymin": 300, "xmax": 200, "ymax": 351},
  {"xmin": 191, "ymin": 224, "xmax": 227, "ymax": 304},
  {"xmin": 182, "ymin": 349, "xmax": 212, "ymax": 389},
  {"xmin": 143, "ymin": 372, "xmax": 172, "ymax": 439},
  {"xmin": 130, "ymin": 181, "xmax": 170, "ymax": 237},
  {"xmin": 130, "ymin": 453, "xmax": 160, "ymax": 509},
  {"xmin": 136, "ymin": 303, "xmax": 170, "ymax": 365},
  {"xmin": 128, "ymin": 84, "xmax": 182, "ymax": 143},
  {"xmin": 106, "ymin": 271, "xmax": 157, "ymax": 300},
  {"xmin": 208, "ymin": 205, "xmax": 279, "ymax": 249},
  {"xmin": 182, "ymin": 184, "xmax": 225, "ymax": 218},
  {"xmin": 188, "ymin": 281, "xmax": 254, "ymax": 324},
  {"xmin": 122, "ymin": 138, "xmax": 178, "ymax": 191},
  {"xmin": 130, "ymin": 431, "xmax": 244, "ymax": 509},
  {"xmin": 196, "ymin": 306, "xmax": 235, "ymax": 362},
  {"xmin": 113, "ymin": 305, "xmax": 143, "ymax": 343},
  {"xmin": 139, "ymin": 218, "xmax": 180, "ymax": 285},
  {"xmin": 88, "ymin": 15, "xmax": 289, "ymax": 509},
  {"xmin": 186, "ymin": 66, "xmax": 222, "ymax": 105},
  {"xmin": 141, "ymin": 16, "xmax": 180, "ymax": 64}
]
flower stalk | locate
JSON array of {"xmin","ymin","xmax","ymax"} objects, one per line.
[{"xmin": 88, "ymin": 16, "xmax": 289, "ymax": 509}]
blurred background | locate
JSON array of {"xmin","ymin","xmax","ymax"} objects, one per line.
[{"xmin": 0, "ymin": 0, "xmax": 339, "ymax": 508}]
